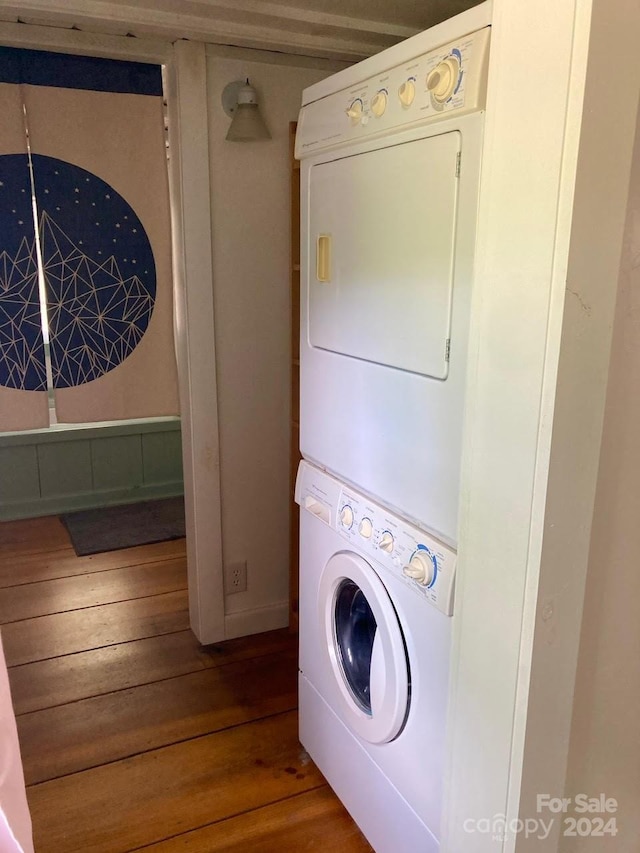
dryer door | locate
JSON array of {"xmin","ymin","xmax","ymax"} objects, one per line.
[
  {"xmin": 318, "ymin": 550, "xmax": 409, "ymax": 744},
  {"xmin": 308, "ymin": 131, "xmax": 461, "ymax": 379}
]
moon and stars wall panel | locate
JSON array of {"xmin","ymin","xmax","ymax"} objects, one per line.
[{"xmin": 0, "ymin": 48, "xmax": 179, "ymax": 428}]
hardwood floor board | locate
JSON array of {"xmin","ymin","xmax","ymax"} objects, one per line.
[
  {"xmin": 136, "ymin": 786, "xmax": 373, "ymax": 852},
  {"xmin": 1, "ymin": 590, "xmax": 190, "ymax": 666},
  {"xmin": 0, "ymin": 516, "xmax": 69, "ymax": 556},
  {"xmin": 27, "ymin": 710, "xmax": 323, "ymax": 853},
  {"xmin": 0, "ymin": 546, "xmax": 75, "ymax": 589},
  {"xmin": 9, "ymin": 628, "xmax": 297, "ymax": 715},
  {"xmin": 0, "ymin": 538, "xmax": 186, "ymax": 588},
  {"xmin": 19, "ymin": 648, "xmax": 298, "ymax": 784},
  {"xmin": 200, "ymin": 629, "xmax": 298, "ymax": 665},
  {"xmin": 0, "ymin": 558, "xmax": 187, "ymax": 623},
  {"xmin": 6, "ymin": 516, "xmax": 366, "ymax": 850},
  {"xmin": 9, "ymin": 629, "xmax": 207, "ymax": 714}
]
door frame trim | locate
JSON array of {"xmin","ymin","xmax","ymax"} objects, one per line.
[{"xmin": 0, "ymin": 21, "xmax": 226, "ymax": 643}]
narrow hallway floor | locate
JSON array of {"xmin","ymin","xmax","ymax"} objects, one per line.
[{"xmin": 0, "ymin": 514, "xmax": 372, "ymax": 852}]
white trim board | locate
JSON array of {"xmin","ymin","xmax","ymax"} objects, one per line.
[
  {"xmin": 0, "ymin": 24, "xmax": 226, "ymax": 644},
  {"xmin": 224, "ymin": 601, "xmax": 289, "ymax": 641},
  {"xmin": 166, "ymin": 40, "xmax": 226, "ymax": 644}
]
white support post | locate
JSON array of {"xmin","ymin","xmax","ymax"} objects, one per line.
[{"xmin": 166, "ymin": 40, "xmax": 226, "ymax": 644}]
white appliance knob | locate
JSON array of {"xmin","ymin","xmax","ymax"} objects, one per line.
[
  {"xmin": 378, "ymin": 532, "xmax": 394, "ymax": 553},
  {"xmin": 398, "ymin": 80, "xmax": 416, "ymax": 107},
  {"xmin": 340, "ymin": 505, "xmax": 354, "ymax": 528},
  {"xmin": 403, "ymin": 551, "xmax": 435, "ymax": 586},
  {"xmin": 359, "ymin": 517, "xmax": 373, "ymax": 539},
  {"xmin": 371, "ymin": 91, "xmax": 387, "ymax": 117},
  {"xmin": 346, "ymin": 99, "xmax": 363, "ymax": 122},
  {"xmin": 426, "ymin": 56, "xmax": 460, "ymax": 103}
]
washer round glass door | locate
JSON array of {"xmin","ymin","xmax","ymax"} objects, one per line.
[{"xmin": 318, "ymin": 550, "xmax": 410, "ymax": 744}]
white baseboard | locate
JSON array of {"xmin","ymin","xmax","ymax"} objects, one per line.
[{"xmin": 224, "ymin": 600, "xmax": 289, "ymax": 639}]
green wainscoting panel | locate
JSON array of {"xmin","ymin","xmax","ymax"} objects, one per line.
[
  {"xmin": 142, "ymin": 430, "xmax": 184, "ymax": 485},
  {"xmin": 38, "ymin": 440, "xmax": 93, "ymax": 497},
  {"xmin": 91, "ymin": 435, "xmax": 144, "ymax": 492},
  {"xmin": 0, "ymin": 418, "xmax": 183, "ymax": 520},
  {"xmin": 0, "ymin": 445, "xmax": 40, "ymax": 504}
]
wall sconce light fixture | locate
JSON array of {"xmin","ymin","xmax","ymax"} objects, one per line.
[{"xmin": 222, "ymin": 79, "xmax": 271, "ymax": 142}]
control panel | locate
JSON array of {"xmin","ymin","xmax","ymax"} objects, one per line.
[
  {"xmin": 295, "ymin": 25, "xmax": 489, "ymax": 159},
  {"xmin": 296, "ymin": 461, "xmax": 456, "ymax": 616}
]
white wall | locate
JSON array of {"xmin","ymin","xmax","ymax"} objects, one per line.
[
  {"xmin": 443, "ymin": 1, "xmax": 640, "ymax": 849},
  {"xmin": 562, "ymin": 102, "xmax": 640, "ymax": 853},
  {"xmin": 205, "ymin": 48, "xmax": 345, "ymax": 636}
]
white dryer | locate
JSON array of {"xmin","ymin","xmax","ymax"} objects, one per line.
[
  {"xmin": 295, "ymin": 4, "xmax": 491, "ymax": 545},
  {"xmin": 296, "ymin": 461, "xmax": 456, "ymax": 853}
]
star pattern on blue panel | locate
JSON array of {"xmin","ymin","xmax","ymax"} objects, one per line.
[
  {"xmin": 39, "ymin": 209, "xmax": 155, "ymax": 388},
  {"xmin": 0, "ymin": 154, "xmax": 157, "ymax": 390},
  {"xmin": 0, "ymin": 233, "xmax": 47, "ymax": 390},
  {"xmin": 0, "ymin": 153, "xmax": 46, "ymax": 391}
]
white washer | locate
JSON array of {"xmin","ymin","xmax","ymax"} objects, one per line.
[
  {"xmin": 295, "ymin": 5, "xmax": 491, "ymax": 545},
  {"xmin": 296, "ymin": 461, "xmax": 456, "ymax": 853}
]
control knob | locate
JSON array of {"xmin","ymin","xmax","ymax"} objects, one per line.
[
  {"xmin": 359, "ymin": 517, "xmax": 373, "ymax": 539},
  {"xmin": 403, "ymin": 550, "xmax": 435, "ymax": 586},
  {"xmin": 340, "ymin": 505, "xmax": 354, "ymax": 528},
  {"xmin": 378, "ymin": 532, "xmax": 394, "ymax": 553},
  {"xmin": 371, "ymin": 90, "xmax": 388, "ymax": 117},
  {"xmin": 346, "ymin": 99, "xmax": 363, "ymax": 124},
  {"xmin": 426, "ymin": 56, "xmax": 460, "ymax": 104},
  {"xmin": 398, "ymin": 80, "xmax": 416, "ymax": 107}
]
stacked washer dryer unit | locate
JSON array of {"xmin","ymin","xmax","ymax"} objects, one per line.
[{"xmin": 295, "ymin": 4, "xmax": 490, "ymax": 852}]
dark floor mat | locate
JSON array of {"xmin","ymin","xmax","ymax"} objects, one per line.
[{"xmin": 61, "ymin": 496, "xmax": 185, "ymax": 556}]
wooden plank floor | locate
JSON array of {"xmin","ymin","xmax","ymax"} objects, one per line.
[{"xmin": 0, "ymin": 515, "xmax": 373, "ymax": 852}]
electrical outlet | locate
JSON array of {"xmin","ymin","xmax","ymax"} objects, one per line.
[{"xmin": 225, "ymin": 560, "xmax": 247, "ymax": 594}]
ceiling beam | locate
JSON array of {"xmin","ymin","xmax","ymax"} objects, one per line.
[{"xmin": 0, "ymin": 0, "xmax": 420, "ymax": 59}]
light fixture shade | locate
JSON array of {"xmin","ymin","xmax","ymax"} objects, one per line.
[
  {"xmin": 226, "ymin": 102, "xmax": 271, "ymax": 141},
  {"xmin": 224, "ymin": 80, "xmax": 271, "ymax": 142}
]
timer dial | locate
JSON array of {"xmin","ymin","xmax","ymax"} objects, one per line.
[
  {"xmin": 403, "ymin": 550, "xmax": 436, "ymax": 586},
  {"xmin": 426, "ymin": 56, "xmax": 460, "ymax": 104}
]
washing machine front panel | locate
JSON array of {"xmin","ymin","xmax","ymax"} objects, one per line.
[
  {"xmin": 319, "ymin": 550, "xmax": 410, "ymax": 744},
  {"xmin": 296, "ymin": 460, "xmax": 457, "ymax": 846}
]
